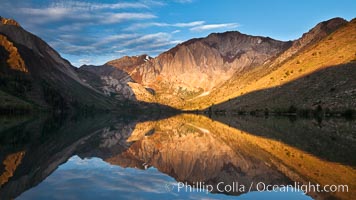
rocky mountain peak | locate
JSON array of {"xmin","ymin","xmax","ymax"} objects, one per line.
[
  {"xmin": 297, "ymin": 17, "xmax": 347, "ymax": 47},
  {"xmin": 266, "ymin": 17, "xmax": 348, "ymax": 68},
  {"xmin": 165, "ymin": 31, "xmax": 288, "ymax": 60},
  {"xmin": 0, "ymin": 16, "xmax": 20, "ymax": 27},
  {"xmin": 202, "ymin": 31, "xmax": 290, "ymax": 62},
  {"xmin": 106, "ymin": 54, "xmax": 152, "ymax": 72},
  {"xmin": 315, "ymin": 17, "xmax": 347, "ymax": 33}
]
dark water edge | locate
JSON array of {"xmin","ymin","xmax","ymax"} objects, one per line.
[
  {"xmin": 208, "ymin": 114, "xmax": 356, "ymax": 166},
  {"xmin": 0, "ymin": 113, "xmax": 355, "ymax": 200}
]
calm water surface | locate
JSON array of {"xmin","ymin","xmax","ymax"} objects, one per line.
[{"xmin": 0, "ymin": 114, "xmax": 354, "ymax": 199}]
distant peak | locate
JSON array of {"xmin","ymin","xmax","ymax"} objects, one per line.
[
  {"xmin": 313, "ymin": 17, "xmax": 347, "ymax": 32},
  {"xmin": 106, "ymin": 54, "xmax": 152, "ymax": 72},
  {"xmin": 297, "ymin": 17, "xmax": 348, "ymax": 45},
  {"xmin": 0, "ymin": 16, "xmax": 20, "ymax": 26},
  {"xmin": 109, "ymin": 54, "xmax": 151, "ymax": 63},
  {"xmin": 324, "ymin": 17, "xmax": 347, "ymax": 25},
  {"xmin": 208, "ymin": 31, "xmax": 242, "ymax": 37},
  {"xmin": 326, "ymin": 17, "xmax": 347, "ymax": 23}
]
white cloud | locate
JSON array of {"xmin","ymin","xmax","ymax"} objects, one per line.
[
  {"xmin": 125, "ymin": 21, "xmax": 205, "ymax": 31},
  {"xmin": 174, "ymin": 21, "xmax": 205, "ymax": 27},
  {"xmin": 115, "ymin": 49, "xmax": 129, "ymax": 53},
  {"xmin": 173, "ymin": 0, "xmax": 194, "ymax": 3},
  {"xmin": 63, "ymin": 45, "xmax": 97, "ymax": 54},
  {"xmin": 49, "ymin": 1, "xmax": 149, "ymax": 11},
  {"xmin": 140, "ymin": 0, "xmax": 166, "ymax": 7},
  {"xmin": 50, "ymin": 31, "xmax": 180, "ymax": 57},
  {"xmin": 103, "ymin": 13, "xmax": 156, "ymax": 24},
  {"xmin": 19, "ymin": 6, "xmax": 156, "ymax": 24},
  {"xmin": 121, "ymin": 32, "xmax": 172, "ymax": 47},
  {"xmin": 57, "ymin": 22, "xmax": 93, "ymax": 32},
  {"xmin": 124, "ymin": 22, "xmax": 163, "ymax": 30},
  {"xmin": 19, "ymin": 7, "xmax": 70, "ymax": 22},
  {"xmin": 80, "ymin": 2, "xmax": 148, "ymax": 10},
  {"xmin": 112, "ymin": 32, "xmax": 182, "ymax": 55},
  {"xmin": 94, "ymin": 34, "xmax": 139, "ymax": 47},
  {"xmin": 15, "ymin": 0, "xmax": 156, "ymax": 25},
  {"xmin": 78, "ymin": 58, "xmax": 92, "ymax": 65},
  {"xmin": 190, "ymin": 23, "xmax": 239, "ymax": 32}
]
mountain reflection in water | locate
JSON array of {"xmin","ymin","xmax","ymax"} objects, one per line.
[{"xmin": 0, "ymin": 114, "xmax": 355, "ymax": 200}]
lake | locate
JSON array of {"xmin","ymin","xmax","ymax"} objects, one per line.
[{"xmin": 0, "ymin": 114, "xmax": 355, "ymax": 199}]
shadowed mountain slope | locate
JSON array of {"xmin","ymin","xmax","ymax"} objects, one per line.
[{"xmin": 0, "ymin": 17, "xmax": 116, "ymax": 112}]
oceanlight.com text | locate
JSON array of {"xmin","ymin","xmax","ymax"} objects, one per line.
[{"xmin": 165, "ymin": 181, "xmax": 349, "ymax": 194}]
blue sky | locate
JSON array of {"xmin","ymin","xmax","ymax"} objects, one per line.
[{"xmin": 1, "ymin": 0, "xmax": 356, "ymax": 66}]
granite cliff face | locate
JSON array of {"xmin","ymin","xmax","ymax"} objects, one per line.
[
  {"xmin": 106, "ymin": 54, "xmax": 153, "ymax": 81},
  {"xmin": 138, "ymin": 32, "xmax": 291, "ymax": 91},
  {"xmin": 82, "ymin": 32, "xmax": 291, "ymax": 106},
  {"xmin": 77, "ymin": 64, "xmax": 136, "ymax": 100}
]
